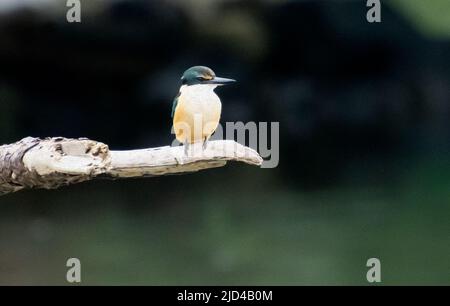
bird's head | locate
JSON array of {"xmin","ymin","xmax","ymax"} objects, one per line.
[{"xmin": 181, "ymin": 66, "xmax": 236, "ymax": 86}]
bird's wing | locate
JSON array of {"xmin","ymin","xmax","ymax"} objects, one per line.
[{"xmin": 171, "ymin": 92, "xmax": 181, "ymax": 118}]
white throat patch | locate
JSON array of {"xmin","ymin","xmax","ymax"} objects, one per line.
[
  {"xmin": 179, "ymin": 84, "xmax": 220, "ymax": 104},
  {"xmin": 180, "ymin": 84, "xmax": 218, "ymax": 94}
]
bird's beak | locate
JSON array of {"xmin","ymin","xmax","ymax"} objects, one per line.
[{"xmin": 207, "ymin": 77, "xmax": 236, "ymax": 85}]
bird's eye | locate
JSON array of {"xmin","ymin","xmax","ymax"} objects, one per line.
[{"xmin": 196, "ymin": 76, "xmax": 206, "ymax": 81}]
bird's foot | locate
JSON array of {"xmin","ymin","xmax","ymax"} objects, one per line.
[
  {"xmin": 174, "ymin": 150, "xmax": 184, "ymax": 164},
  {"xmin": 202, "ymin": 137, "xmax": 209, "ymax": 150}
]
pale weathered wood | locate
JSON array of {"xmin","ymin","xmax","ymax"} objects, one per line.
[{"xmin": 0, "ymin": 137, "xmax": 262, "ymax": 196}]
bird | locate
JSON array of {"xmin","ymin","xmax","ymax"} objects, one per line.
[{"xmin": 171, "ymin": 66, "xmax": 236, "ymax": 154}]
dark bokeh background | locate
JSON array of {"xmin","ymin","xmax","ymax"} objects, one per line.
[{"xmin": 0, "ymin": 0, "xmax": 449, "ymax": 285}]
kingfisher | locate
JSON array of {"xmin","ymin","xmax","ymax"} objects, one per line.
[{"xmin": 171, "ymin": 66, "xmax": 236, "ymax": 153}]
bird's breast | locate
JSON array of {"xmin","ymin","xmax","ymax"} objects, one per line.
[
  {"xmin": 178, "ymin": 85, "xmax": 222, "ymax": 121},
  {"xmin": 173, "ymin": 84, "xmax": 222, "ymax": 143}
]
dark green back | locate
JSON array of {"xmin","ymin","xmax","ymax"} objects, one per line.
[{"xmin": 171, "ymin": 92, "xmax": 180, "ymax": 118}]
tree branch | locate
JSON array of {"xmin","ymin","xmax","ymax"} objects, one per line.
[{"xmin": 0, "ymin": 137, "xmax": 263, "ymax": 196}]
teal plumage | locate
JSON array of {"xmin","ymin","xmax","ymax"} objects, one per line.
[{"xmin": 171, "ymin": 92, "xmax": 180, "ymax": 118}]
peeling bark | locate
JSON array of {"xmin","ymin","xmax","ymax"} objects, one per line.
[{"xmin": 0, "ymin": 137, "xmax": 263, "ymax": 196}]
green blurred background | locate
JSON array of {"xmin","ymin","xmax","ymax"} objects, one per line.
[{"xmin": 0, "ymin": 0, "xmax": 449, "ymax": 285}]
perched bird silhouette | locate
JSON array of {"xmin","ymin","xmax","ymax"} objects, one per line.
[{"xmin": 172, "ymin": 66, "xmax": 235, "ymax": 153}]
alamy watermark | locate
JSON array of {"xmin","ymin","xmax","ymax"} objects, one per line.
[
  {"xmin": 66, "ymin": 257, "xmax": 81, "ymax": 283},
  {"xmin": 66, "ymin": 0, "xmax": 81, "ymax": 23},
  {"xmin": 366, "ymin": 258, "xmax": 381, "ymax": 283},
  {"xmin": 67, "ymin": 0, "xmax": 381, "ymax": 24},
  {"xmin": 366, "ymin": 0, "xmax": 381, "ymax": 23},
  {"xmin": 171, "ymin": 120, "xmax": 279, "ymax": 169}
]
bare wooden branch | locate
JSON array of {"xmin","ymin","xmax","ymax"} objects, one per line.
[{"xmin": 0, "ymin": 137, "xmax": 263, "ymax": 196}]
